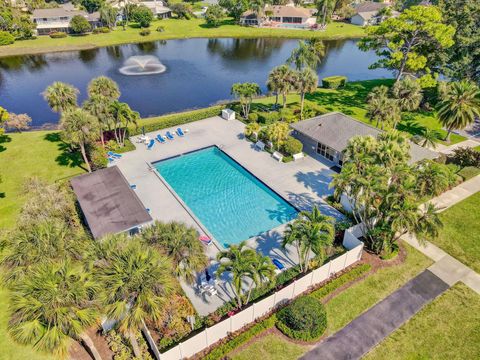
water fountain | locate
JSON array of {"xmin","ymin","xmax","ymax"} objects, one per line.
[{"xmin": 119, "ymin": 55, "xmax": 166, "ymax": 75}]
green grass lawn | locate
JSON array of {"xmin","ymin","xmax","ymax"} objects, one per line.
[
  {"xmin": 232, "ymin": 334, "xmax": 309, "ymax": 360},
  {"xmin": 365, "ymin": 283, "xmax": 480, "ymax": 360},
  {"xmin": 254, "ymin": 79, "xmax": 465, "ymax": 145},
  {"xmin": 229, "ymin": 243, "xmax": 433, "ymax": 360},
  {"xmin": 0, "ymin": 131, "xmax": 85, "ymax": 229},
  {"xmin": 0, "ymin": 18, "xmax": 365, "ymax": 57},
  {"xmin": 429, "ymin": 191, "xmax": 480, "ymax": 273}
]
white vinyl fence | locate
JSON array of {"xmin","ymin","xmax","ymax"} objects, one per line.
[{"xmin": 144, "ymin": 229, "xmax": 364, "ymax": 360}]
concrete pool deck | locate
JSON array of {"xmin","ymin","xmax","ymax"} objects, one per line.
[{"xmin": 113, "ymin": 116, "xmax": 341, "ymax": 315}]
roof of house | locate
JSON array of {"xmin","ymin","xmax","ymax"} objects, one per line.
[
  {"xmin": 242, "ymin": 5, "xmax": 314, "ymax": 18},
  {"xmin": 32, "ymin": 8, "xmax": 87, "ymax": 19},
  {"xmin": 290, "ymin": 112, "xmax": 438, "ymax": 163},
  {"xmin": 354, "ymin": 1, "xmax": 389, "ymax": 14},
  {"xmin": 71, "ymin": 166, "xmax": 152, "ymax": 239}
]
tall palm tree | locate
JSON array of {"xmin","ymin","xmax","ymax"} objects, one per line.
[
  {"xmin": 287, "ymin": 39, "xmax": 324, "ymax": 70},
  {"xmin": 282, "ymin": 206, "xmax": 334, "ymax": 272},
  {"xmin": 60, "ymin": 108, "xmax": 100, "ymax": 173},
  {"xmin": 9, "ymin": 261, "xmax": 102, "ymax": 360},
  {"xmin": 392, "ymin": 77, "xmax": 423, "ymax": 112},
  {"xmin": 244, "ymin": 121, "xmax": 261, "ymax": 140},
  {"xmin": 367, "ymin": 86, "xmax": 401, "ymax": 129},
  {"xmin": 245, "ymin": 254, "xmax": 275, "ymax": 304},
  {"xmin": 43, "ymin": 82, "xmax": 79, "ymax": 113},
  {"xmin": 294, "ymin": 67, "xmax": 318, "ymax": 119},
  {"xmin": 274, "ymin": 65, "xmax": 295, "ymax": 108},
  {"xmin": 437, "ymin": 80, "xmax": 480, "ymax": 142},
  {"xmin": 83, "ymin": 94, "xmax": 113, "ymax": 146},
  {"xmin": 109, "ymin": 101, "xmax": 139, "ymax": 146},
  {"xmin": 1, "ymin": 219, "xmax": 88, "ymax": 285},
  {"xmin": 96, "ymin": 235, "xmax": 174, "ymax": 358},
  {"xmin": 266, "ymin": 66, "xmax": 284, "ymax": 105},
  {"xmin": 140, "ymin": 221, "xmax": 208, "ymax": 284},
  {"xmin": 216, "ymin": 241, "xmax": 257, "ymax": 308},
  {"xmin": 87, "ymin": 76, "xmax": 121, "ymax": 100}
]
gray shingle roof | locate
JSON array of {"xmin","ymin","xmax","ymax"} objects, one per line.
[
  {"xmin": 32, "ymin": 8, "xmax": 87, "ymax": 19},
  {"xmin": 71, "ymin": 166, "xmax": 152, "ymax": 239},
  {"xmin": 290, "ymin": 112, "xmax": 438, "ymax": 163},
  {"xmin": 354, "ymin": 1, "xmax": 389, "ymax": 14}
]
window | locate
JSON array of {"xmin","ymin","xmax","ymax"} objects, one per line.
[
  {"xmin": 271, "ymin": 16, "xmax": 281, "ymax": 22},
  {"xmin": 282, "ymin": 17, "xmax": 302, "ymax": 23},
  {"xmin": 316, "ymin": 142, "xmax": 336, "ymax": 162}
]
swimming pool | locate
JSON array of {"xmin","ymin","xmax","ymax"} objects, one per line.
[{"xmin": 154, "ymin": 146, "xmax": 298, "ymax": 247}]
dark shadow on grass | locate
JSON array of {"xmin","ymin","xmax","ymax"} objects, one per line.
[
  {"xmin": 0, "ymin": 192, "xmax": 5, "ymax": 198},
  {"xmin": 199, "ymin": 19, "xmax": 236, "ymax": 29},
  {"xmin": 0, "ymin": 134, "xmax": 11, "ymax": 152},
  {"xmin": 44, "ymin": 132, "xmax": 87, "ymax": 171},
  {"xmin": 397, "ymin": 116, "xmax": 425, "ymax": 137}
]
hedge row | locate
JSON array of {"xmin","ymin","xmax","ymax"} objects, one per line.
[
  {"xmin": 322, "ymin": 76, "xmax": 348, "ymax": 89},
  {"xmin": 310, "ymin": 263, "xmax": 371, "ymax": 301},
  {"xmin": 129, "ymin": 105, "xmax": 225, "ymax": 135},
  {"xmin": 203, "ymin": 315, "xmax": 277, "ymax": 360}
]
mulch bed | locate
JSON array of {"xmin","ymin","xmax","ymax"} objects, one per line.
[{"xmin": 69, "ymin": 328, "xmax": 114, "ymax": 360}]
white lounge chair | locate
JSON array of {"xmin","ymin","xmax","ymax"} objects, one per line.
[
  {"xmin": 255, "ymin": 141, "xmax": 265, "ymax": 151},
  {"xmin": 272, "ymin": 151, "xmax": 283, "ymax": 162},
  {"xmin": 293, "ymin": 153, "xmax": 305, "ymax": 161}
]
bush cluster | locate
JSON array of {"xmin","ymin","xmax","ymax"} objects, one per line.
[
  {"xmin": 283, "ymin": 136, "xmax": 303, "ymax": 156},
  {"xmin": 93, "ymin": 27, "xmax": 110, "ymax": 34},
  {"xmin": 49, "ymin": 31, "xmax": 67, "ymax": 38},
  {"xmin": 449, "ymin": 147, "xmax": 480, "ymax": 168},
  {"xmin": 276, "ymin": 297, "xmax": 327, "ymax": 341},
  {"xmin": 139, "ymin": 29, "xmax": 151, "ymax": 36},
  {"xmin": 0, "ymin": 31, "xmax": 14, "ymax": 45},
  {"xmin": 89, "ymin": 144, "xmax": 108, "ymax": 170},
  {"xmin": 322, "ymin": 76, "xmax": 348, "ymax": 89},
  {"xmin": 156, "ymin": 25, "xmax": 165, "ymax": 32},
  {"xmin": 129, "ymin": 105, "xmax": 223, "ymax": 135},
  {"xmin": 247, "ymin": 112, "xmax": 258, "ymax": 122}
]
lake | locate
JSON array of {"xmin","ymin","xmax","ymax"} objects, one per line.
[{"xmin": 0, "ymin": 38, "xmax": 391, "ymax": 128}]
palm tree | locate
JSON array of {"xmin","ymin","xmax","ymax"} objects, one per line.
[
  {"xmin": 415, "ymin": 160, "xmax": 453, "ymax": 197},
  {"xmin": 216, "ymin": 241, "xmax": 257, "ymax": 308},
  {"xmin": 294, "ymin": 67, "xmax": 318, "ymax": 119},
  {"xmin": 367, "ymin": 86, "xmax": 401, "ymax": 129},
  {"xmin": 83, "ymin": 94, "xmax": 113, "ymax": 146},
  {"xmin": 414, "ymin": 128, "xmax": 441, "ymax": 149},
  {"xmin": 9, "ymin": 261, "xmax": 102, "ymax": 360},
  {"xmin": 282, "ymin": 207, "xmax": 334, "ymax": 272},
  {"xmin": 245, "ymin": 254, "xmax": 275, "ymax": 304},
  {"xmin": 437, "ymin": 80, "xmax": 480, "ymax": 142},
  {"xmin": 1, "ymin": 219, "xmax": 88, "ymax": 285},
  {"xmin": 265, "ymin": 122, "xmax": 289, "ymax": 150},
  {"xmin": 392, "ymin": 77, "xmax": 423, "ymax": 112},
  {"xmin": 287, "ymin": 39, "xmax": 324, "ymax": 70},
  {"xmin": 140, "ymin": 221, "xmax": 208, "ymax": 284},
  {"xmin": 87, "ymin": 76, "xmax": 121, "ymax": 100},
  {"xmin": 43, "ymin": 82, "xmax": 79, "ymax": 113},
  {"xmin": 274, "ymin": 65, "xmax": 295, "ymax": 108},
  {"xmin": 96, "ymin": 235, "xmax": 174, "ymax": 358},
  {"xmin": 266, "ymin": 66, "xmax": 284, "ymax": 105},
  {"xmin": 60, "ymin": 108, "xmax": 100, "ymax": 173},
  {"xmin": 109, "ymin": 101, "xmax": 139, "ymax": 146},
  {"xmin": 244, "ymin": 122, "xmax": 261, "ymax": 140}
]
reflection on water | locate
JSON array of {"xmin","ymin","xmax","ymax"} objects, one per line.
[{"xmin": 0, "ymin": 38, "xmax": 391, "ymax": 127}]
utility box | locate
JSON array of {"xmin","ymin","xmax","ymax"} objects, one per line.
[{"xmin": 222, "ymin": 109, "xmax": 235, "ymax": 121}]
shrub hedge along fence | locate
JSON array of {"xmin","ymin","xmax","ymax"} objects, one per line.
[{"xmin": 276, "ymin": 297, "xmax": 327, "ymax": 341}]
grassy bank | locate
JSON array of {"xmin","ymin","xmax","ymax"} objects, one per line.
[
  {"xmin": 230, "ymin": 243, "xmax": 432, "ymax": 359},
  {"xmin": 430, "ymin": 191, "xmax": 480, "ymax": 273},
  {"xmin": 365, "ymin": 283, "xmax": 480, "ymax": 360},
  {"xmin": 0, "ymin": 19, "xmax": 365, "ymax": 57},
  {"xmin": 0, "ymin": 131, "xmax": 85, "ymax": 229}
]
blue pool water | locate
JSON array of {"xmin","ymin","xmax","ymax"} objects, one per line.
[{"xmin": 154, "ymin": 147, "xmax": 298, "ymax": 247}]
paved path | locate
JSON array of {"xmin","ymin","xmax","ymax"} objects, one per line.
[
  {"xmin": 437, "ymin": 139, "xmax": 480, "ymax": 155},
  {"xmin": 300, "ymin": 270, "xmax": 449, "ymax": 360},
  {"xmin": 428, "ymin": 174, "xmax": 480, "ymax": 211}
]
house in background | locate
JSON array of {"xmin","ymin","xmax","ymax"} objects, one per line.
[
  {"xmin": 350, "ymin": 1, "xmax": 395, "ymax": 26},
  {"xmin": 240, "ymin": 5, "xmax": 316, "ymax": 28},
  {"xmin": 111, "ymin": 0, "xmax": 172, "ymax": 19},
  {"xmin": 291, "ymin": 112, "xmax": 438, "ymax": 168},
  {"xmin": 32, "ymin": 4, "xmax": 101, "ymax": 35}
]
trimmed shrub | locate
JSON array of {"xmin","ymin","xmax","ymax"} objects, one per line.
[
  {"xmin": 89, "ymin": 145, "xmax": 108, "ymax": 170},
  {"xmin": 129, "ymin": 105, "xmax": 223, "ymax": 135},
  {"xmin": 276, "ymin": 297, "xmax": 327, "ymax": 341},
  {"xmin": 247, "ymin": 112, "xmax": 258, "ymax": 123},
  {"xmin": 93, "ymin": 26, "xmax": 110, "ymax": 34},
  {"xmin": 139, "ymin": 29, "xmax": 151, "ymax": 36},
  {"xmin": 156, "ymin": 25, "xmax": 165, "ymax": 32},
  {"xmin": 457, "ymin": 166, "xmax": 480, "ymax": 181},
  {"xmin": 283, "ymin": 136, "xmax": 303, "ymax": 156},
  {"xmin": 259, "ymin": 111, "xmax": 280, "ymax": 125},
  {"xmin": 0, "ymin": 31, "xmax": 14, "ymax": 45},
  {"xmin": 449, "ymin": 147, "xmax": 480, "ymax": 168},
  {"xmin": 322, "ymin": 76, "xmax": 347, "ymax": 89},
  {"xmin": 49, "ymin": 31, "xmax": 67, "ymax": 38},
  {"xmin": 70, "ymin": 14, "xmax": 91, "ymax": 34}
]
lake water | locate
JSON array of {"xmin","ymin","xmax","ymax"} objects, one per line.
[{"xmin": 0, "ymin": 38, "xmax": 391, "ymax": 128}]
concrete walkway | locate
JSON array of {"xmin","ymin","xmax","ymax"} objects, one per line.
[
  {"xmin": 436, "ymin": 138, "xmax": 480, "ymax": 155},
  {"xmin": 300, "ymin": 270, "xmax": 449, "ymax": 360},
  {"xmin": 402, "ymin": 174, "xmax": 480, "ymax": 295}
]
